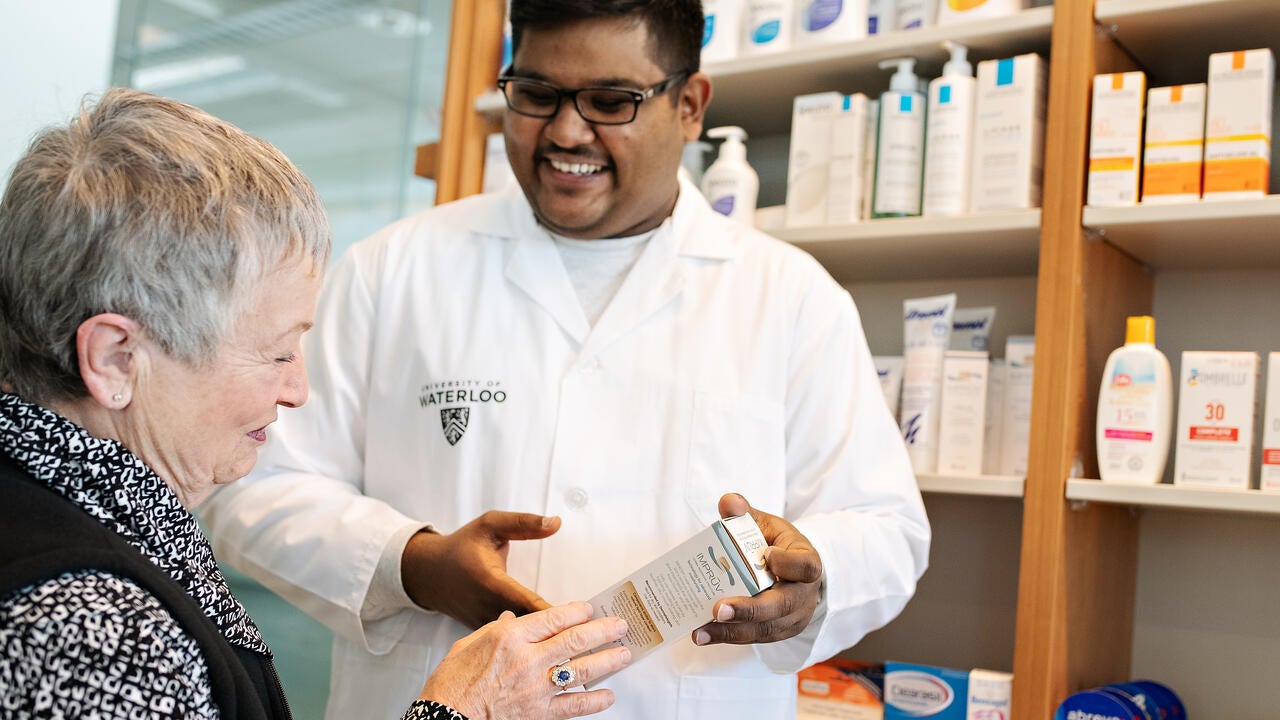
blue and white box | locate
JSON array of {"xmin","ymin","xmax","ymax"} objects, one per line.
[{"xmin": 886, "ymin": 662, "xmax": 970, "ymax": 720}]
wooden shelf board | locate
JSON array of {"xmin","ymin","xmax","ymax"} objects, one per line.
[
  {"xmin": 768, "ymin": 209, "xmax": 1041, "ymax": 281},
  {"xmin": 1083, "ymin": 196, "xmax": 1280, "ymax": 270},
  {"xmin": 918, "ymin": 473, "xmax": 1025, "ymax": 497},
  {"xmin": 1067, "ymin": 478, "xmax": 1280, "ymax": 516},
  {"xmin": 703, "ymin": 7, "xmax": 1054, "ymax": 136},
  {"xmin": 1096, "ymin": 0, "xmax": 1280, "ymax": 86}
]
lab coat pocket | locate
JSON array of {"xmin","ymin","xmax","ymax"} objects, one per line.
[
  {"xmin": 676, "ymin": 672, "xmax": 795, "ymax": 718},
  {"xmin": 685, "ymin": 390, "xmax": 787, "ymax": 526}
]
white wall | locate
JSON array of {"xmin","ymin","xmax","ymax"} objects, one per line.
[{"xmin": 0, "ymin": 0, "xmax": 119, "ymax": 191}]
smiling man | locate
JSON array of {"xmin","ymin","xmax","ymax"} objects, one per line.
[{"xmin": 199, "ymin": 2, "xmax": 930, "ymax": 719}]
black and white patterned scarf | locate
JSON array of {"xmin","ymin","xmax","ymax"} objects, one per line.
[{"xmin": 0, "ymin": 391, "xmax": 269, "ymax": 655}]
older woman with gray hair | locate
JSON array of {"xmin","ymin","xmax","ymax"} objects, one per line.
[{"xmin": 0, "ymin": 88, "xmax": 629, "ymax": 720}]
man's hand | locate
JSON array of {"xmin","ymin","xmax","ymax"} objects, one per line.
[
  {"xmin": 403, "ymin": 510, "xmax": 559, "ymax": 629},
  {"xmin": 693, "ymin": 493, "xmax": 824, "ymax": 646}
]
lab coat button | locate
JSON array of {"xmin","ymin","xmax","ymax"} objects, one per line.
[
  {"xmin": 578, "ymin": 357, "xmax": 600, "ymax": 374},
  {"xmin": 565, "ymin": 487, "xmax": 589, "ymax": 508}
]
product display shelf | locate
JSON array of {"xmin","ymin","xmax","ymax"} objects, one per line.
[
  {"xmin": 1095, "ymin": 0, "xmax": 1280, "ymax": 85},
  {"xmin": 769, "ymin": 209, "xmax": 1041, "ymax": 281},
  {"xmin": 1083, "ymin": 196, "xmax": 1280, "ymax": 270},
  {"xmin": 1067, "ymin": 478, "xmax": 1280, "ymax": 516},
  {"xmin": 702, "ymin": 7, "xmax": 1054, "ymax": 135},
  {"xmin": 917, "ymin": 473, "xmax": 1025, "ymax": 498}
]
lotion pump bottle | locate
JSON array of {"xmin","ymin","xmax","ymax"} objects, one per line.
[
  {"xmin": 701, "ymin": 126, "xmax": 759, "ymax": 226},
  {"xmin": 872, "ymin": 57, "xmax": 927, "ymax": 218},
  {"xmin": 923, "ymin": 41, "xmax": 977, "ymax": 216},
  {"xmin": 1097, "ymin": 315, "xmax": 1173, "ymax": 483}
]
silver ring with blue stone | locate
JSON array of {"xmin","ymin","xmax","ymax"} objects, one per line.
[{"xmin": 550, "ymin": 663, "xmax": 577, "ymax": 688}]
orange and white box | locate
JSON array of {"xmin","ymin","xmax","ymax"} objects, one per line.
[
  {"xmin": 1088, "ymin": 72, "xmax": 1146, "ymax": 207},
  {"xmin": 1262, "ymin": 352, "xmax": 1280, "ymax": 491},
  {"xmin": 1204, "ymin": 49, "xmax": 1274, "ymax": 199},
  {"xmin": 1142, "ymin": 84, "xmax": 1207, "ymax": 204},
  {"xmin": 797, "ymin": 659, "xmax": 884, "ymax": 720},
  {"xmin": 1174, "ymin": 351, "xmax": 1260, "ymax": 489}
]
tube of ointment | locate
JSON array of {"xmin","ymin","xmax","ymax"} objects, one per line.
[
  {"xmin": 951, "ymin": 306, "xmax": 996, "ymax": 352},
  {"xmin": 580, "ymin": 514, "xmax": 775, "ymax": 687},
  {"xmin": 874, "ymin": 355, "xmax": 905, "ymax": 421},
  {"xmin": 901, "ymin": 293, "xmax": 957, "ymax": 473}
]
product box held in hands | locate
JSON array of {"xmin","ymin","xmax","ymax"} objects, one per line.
[{"xmin": 583, "ymin": 513, "xmax": 775, "ymax": 687}]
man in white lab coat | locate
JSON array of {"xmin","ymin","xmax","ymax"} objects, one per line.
[{"xmin": 200, "ymin": 1, "xmax": 930, "ymax": 718}]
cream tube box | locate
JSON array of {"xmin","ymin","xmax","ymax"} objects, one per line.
[
  {"xmin": 583, "ymin": 514, "xmax": 775, "ymax": 686},
  {"xmin": 1087, "ymin": 71, "xmax": 1146, "ymax": 207},
  {"xmin": 951, "ymin": 306, "xmax": 996, "ymax": 352},
  {"xmin": 937, "ymin": 351, "xmax": 989, "ymax": 476},
  {"xmin": 787, "ymin": 92, "xmax": 844, "ymax": 227},
  {"xmin": 827, "ymin": 93, "xmax": 871, "ymax": 224},
  {"xmin": 1142, "ymin": 84, "xmax": 1206, "ymax": 204},
  {"xmin": 701, "ymin": 0, "xmax": 743, "ymax": 64},
  {"xmin": 970, "ymin": 54, "xmax": 1047, "ymax": 212},
  {"xmin": 1000, "ymin": 336, "xmax": 1034, "ymax": 476},
  {"xmin": 901, "ymin": 294, "xmax": 957, "ymax": 473},
  {"xmin": 875, "ymin": 355, "xmax": 906, "ymax": 421},
  {"xmin": 1264, "ymin": 352, "xmax": 1280, "ymax": 491},
  {"xmin": 797, "ymin": 0, "xmax": 868, "ymax": 46},
  {"xmin": 1204, "ymin": 49, "xmax": 1274, "ymax": 199},
  {"xmin": 983, "ymin": 359, "xmax": 1006, "ymax": 475},
  {"xmin": 1174, "ymin": 351, "xmax": 1259, "ymax": 489},
  {"xmin": 966, "ymin": 670, "xmax": 1012, "ymax": 720}
]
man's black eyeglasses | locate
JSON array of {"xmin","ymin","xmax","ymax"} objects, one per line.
[{"xmin": 496, "ymin": 71, "xmax": 690, "ymax": 125}]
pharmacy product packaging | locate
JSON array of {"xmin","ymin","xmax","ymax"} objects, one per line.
[
  {"xmin": 701, "ymin": 0, "xmax": 742, "ymax": 64},
  {"xmin": 983, "ymin": 359, "xmax": 1007, "ymax": 475},
  {"xmin": 797, "ymin": 0, "xmax": 868, "ymax": 47},
  {"xmin": 1142, "ymin": 84, "xmax": 1206, "ymax": 204},
  {"xmin": 1087, "ymin": 71, "xmax": 1147, "ymax": 207},
  {"xmin": 1174, "ymin": 350, "xmax": 1259, "ymax": 489},
  {"xmin": 1000, "ymin": 335, "xmax": 1035, "ymax": 476},
  {"xmin": 1263, "ymin": 352, "xmax": 1280, "ymax": 491},
  {"xmin": 938, "ymin": 0, "xmax": 1028, "ymax": 25},
  {"xmin": 828, "ymin": 93, "xmax": 871, "ymax": 224},
  {"xmin": 937, "ymin": 351, "xmax": 990, "ymax": 476},
  {"xmin": 583, "ymin": 514, "xmax": 775, "ymax": 687},
  {"xmin": 971, "ymin": 54, "xmax": 1048, "ymax": 212},
  {"xmin": 923, "ymin": 42, "xmax": 978, "ymax": 218},
  {"xmin": 797, "ymin": 659, "xmax": 884, "ymax": 720},
  {"xmin": 862, "ymin": 99, "xmax": 879, "ymax": 219},
  {"xmin": 867, "ymin": 0, "xmax": 894, "ymax": 34},
  {"xmin": 1204, "ymin": 49, "xmax": 1274, "ymax": 199},
  {"xmin": 885, "ymin": 661, "xmax": 969, "ymax": 720},
  {"xmin": 875, "ymin": 355, "xmax": 906, "ymax": 421},
  {"xmin": 787, "ymin": 92, "xmax": 844, "ymax": 227},
  {"xmin": 1054, "ymin": 689, "xmax": 1146, "ymax": 720},
  {"xmin": 901, "ymin": 294, "xmax": 957, "ymax": 473},
  {"xmin": 951, "ymin": 306, "xmax": 996, "ymax": 352},
  {"xmin": 743, "ymin": 0, "xmax": 795, "ymax": 56},
  {"xmin": 895, "ymin": 0, "xmax": 938, "ymax": 30},
  {"xmin": 967, "ymin": 669, "xmax": 1012, "ymax": 720}
]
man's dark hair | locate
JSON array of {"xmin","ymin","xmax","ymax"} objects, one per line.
[{"xmin": 509, "ymin": 0, "xmax": 703, "ymax": 76}]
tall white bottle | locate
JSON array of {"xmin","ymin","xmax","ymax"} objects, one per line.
[
  {"xmin": 701, "ymin": 126, "xmax": 760, "ymax": 226},
  {"xmin": 1097, "ymin": 315, "xmax": 1173, "ymax": 484},
  {"xmin": 872, "ymin": 58, "xmax": 926, "ymax": 218},
  {"xmin": 923, "ymin": 42, "xmax": 977, "ymax": 216}
]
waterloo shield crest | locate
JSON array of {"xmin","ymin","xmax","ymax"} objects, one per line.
[{"xmin": 440, "ymin": 406, "xmax": 470, "ymax": 445}]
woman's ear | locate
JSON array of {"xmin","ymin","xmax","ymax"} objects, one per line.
[{"xmin": 76, "ymin": 313, "xmax": 143, "ymax": 409}]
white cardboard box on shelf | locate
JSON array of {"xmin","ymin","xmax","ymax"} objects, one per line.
[
  {"xmin": 971, "ymin": 54, "xmax": 1048, "ymax": 213},
  {"xmin": 1174, "ymin": 351, "xmax": 1259, "ymax": 489},
  {"xmin": 937, "ymin": 351, "xmax": 990, "ymax": 477},
  {"xmin": 787, "ymin": 92, "xmax": 844, "ymax": 228},
  {"xmin": 1262, "ymin": 352, "xmax": 1280, "ymax": 491},
  {"xmin": 1142, "ymin": 83, "xmax": 1206, "ymax": 204},
  {"xmin": 1087, "ymin": 71, "xmax": 1146, "ymax": 207},
  {"xmin": 1204, "ymin": 49, "xmax": 1274, "ymax": 200}
]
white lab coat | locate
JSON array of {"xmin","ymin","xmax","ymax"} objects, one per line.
[{"xmin": 200, "ymin": 177, "xmax": 929, "ymax": 720}]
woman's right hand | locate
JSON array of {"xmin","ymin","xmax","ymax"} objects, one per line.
[{"xmin": 418, "ymin": 601, "xmax": 632, "ymax": 720}]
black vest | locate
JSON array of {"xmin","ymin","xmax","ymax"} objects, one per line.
[{"xmin": 0, "ymin": 453, "xmax": 290, "ymax": 720}]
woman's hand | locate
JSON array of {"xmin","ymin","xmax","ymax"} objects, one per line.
[{"xmin": 419, "ymin": 601, "xmax": 632, "ymax": 720}]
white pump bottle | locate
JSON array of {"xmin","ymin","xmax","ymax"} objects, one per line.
[
  {"xmin": 872, "ymin": 57, "xmax": 926, "ymax": 218},
  {"xmin": 923, "ymin": 42, "xmax": 977, "ymax": 217},
  {"xmin": 700, "ymin": 126, "xmax": 759, "ymax": 226}
]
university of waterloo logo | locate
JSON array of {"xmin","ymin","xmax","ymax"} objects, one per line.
[
  {"xmin": 440, "ymin": 407, "xmax": 469, "ymax": 446},
  {"xmin": 421, "ymin": 379, "xmax": 507, "ymax": 446}
]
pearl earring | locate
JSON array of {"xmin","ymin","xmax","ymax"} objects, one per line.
[{"xmin": 112, "ymin": 393, "xmax": 123, "ymax": 403}]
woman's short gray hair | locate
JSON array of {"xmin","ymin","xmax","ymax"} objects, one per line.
[{"xmin": 0, "ymin": 88, "xmax": 331, "ymax": 404}]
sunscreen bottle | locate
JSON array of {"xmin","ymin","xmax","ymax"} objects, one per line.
[
  {"xmin": 1096, "ymin": 316, "xmax": 1172, "ymax": 484},
  {"xmin": 923, "ymin": 42, "xmax": 976, "ymax": 216},
  {"xmin": 872, "ymin": 58, "xmax": 926, "ymax": 218},
  {"xmin": 701, "ymin": 126, "xmax": 760, "ymax": 226}
]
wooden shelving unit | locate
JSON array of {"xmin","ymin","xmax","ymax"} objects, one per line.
[
  {"xmin": 1084, "ymin": 197, "xmax": 1280, "ymax": 270},
  {"xmin": 1067, "ymin": 479, "xmax": 1280, "ymax": 516}
]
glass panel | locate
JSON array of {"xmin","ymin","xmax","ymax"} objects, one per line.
[{"xmin": 113, "ymin": 2, "xmax": 453, "ymax": 715}]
